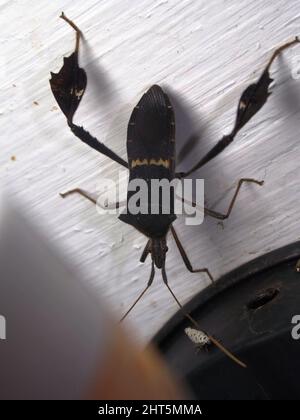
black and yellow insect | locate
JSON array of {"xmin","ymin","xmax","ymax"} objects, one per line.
[{"xmin": 50, "ymin": 12, "xmax": 299, "ymax": 367}]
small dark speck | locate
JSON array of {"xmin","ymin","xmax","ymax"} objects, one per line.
[
  {"xmin": 12, "ymin": 84, "xmax": 16, "ymax": 87},
  {"xmin": 11, "ymin": 156, "xmax": 16, "ymax": 162},
  {"xmin": 33, "ymin": 101, "xmax": 39, "ymax": 106},
  {"xmin": 217, "ymin": 221, "xmax": 224, "ymax": 230}
]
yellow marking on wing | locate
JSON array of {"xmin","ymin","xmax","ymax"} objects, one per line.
[
  {"xmin": 131, "ymin": 158, "xmax": 170, "ymax": 168},
  {"xmin": 131, "ymin": 158, "xmax": 148, "ymax": 168},
  {"xmin": 149, "ymin": 158, "xmax": 170, "ymax": 168}
]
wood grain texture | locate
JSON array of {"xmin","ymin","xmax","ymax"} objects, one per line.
[{"xmin": 1, "ymin": 0, "xmax": 300, "ymax": 341}]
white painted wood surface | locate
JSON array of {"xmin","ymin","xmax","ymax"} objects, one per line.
[{"xmin": 1, "ymin": 0, "xmax": 300, "ymax": 341}]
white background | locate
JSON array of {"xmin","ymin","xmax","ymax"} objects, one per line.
[{"xmin": 1, "ymin": 0, "xmax": 300, "ymax": 341}]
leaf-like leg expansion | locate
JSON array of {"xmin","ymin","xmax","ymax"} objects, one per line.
[
  {"xmin": 170, "ymin": 226, "xmax": 214, "ymax": 283},
  {"xmin": 50, "ymin": 13, "xmax": 128, "ymax": 169},
  {"xmin": 176, "ymin": 37, "xmax": 300, "ymax": 178},
  {"xmin": 50, "ymin": 13, "xmax": 86, "ymax": 123}
]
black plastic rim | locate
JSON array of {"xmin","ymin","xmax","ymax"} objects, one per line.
[{"xmin": 152, "ymin": 241, "xmax": 300, "ymax": 400}]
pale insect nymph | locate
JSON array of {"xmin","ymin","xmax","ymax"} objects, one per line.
[{"xmin": 185, "ymin": 327, "xmax": 211, "ymax": 349}]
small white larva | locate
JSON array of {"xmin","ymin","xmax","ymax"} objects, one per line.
[{"xmin": 184, "ymin": 327, "xmax": 211, "ymax": 348}]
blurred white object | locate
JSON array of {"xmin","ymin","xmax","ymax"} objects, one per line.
[
  {"xmin": 0, "ymin": 195, "xmax": 185, "ymax": 400},
  {"xmin": 0, "ymin": 195, "xmax": 110, "ymax": 399}
]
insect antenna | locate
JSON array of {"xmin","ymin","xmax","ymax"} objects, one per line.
[
  {"xmin": 161, "ymin": 266, "xmax": 247, "ymax": 368},
  {"xmin": 120, "ymin": 261, "xmax": 155, "ymax": 322},
  {"xmin": 140, "ymin": 240, "xmax": 151, "ymax": 263}
]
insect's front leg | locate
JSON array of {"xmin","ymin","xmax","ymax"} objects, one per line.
[
  {"xmin": 161, "ymin": 265, "xmax": 246, "ymax": 367},
  {"xmin": 170, "ymin": 226, "xmax": 214, "ymax": 283},
  {"xmin": 176, "ymin": 37, "xmax": 299, "ymax": 178},
  {"xmin": 50, "ymin": 13, "xmax": 128, "ymax": 169}
]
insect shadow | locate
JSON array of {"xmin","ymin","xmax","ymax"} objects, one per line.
[
  {"xmin": 81, "ymin": 40, "xmax": 116, "ymax": 111},
  {"xmin": 275, "ymin": 55, "xmax": 300, "ymax": 114},
  {"xmin": 49, "ymin": 12, "xmax": 299, "ymax": 368}
]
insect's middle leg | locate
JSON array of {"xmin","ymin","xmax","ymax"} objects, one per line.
[
  {"xmin": 60, "ymin": 188, "xmax": 125, "ymax": 210},
  {"xmin": 204, "ymin": 178, "xmax": 264, "ymax": 220},
  {"xmin": 60, "ymin": 188, "xmax": 97, "ymax": 205},
  {"xmin": 179, "ymin": 177, "xmax": 263, "ymax": 221},
  {"xmin": 170, "ymin": 226, "xmax": 214, "ymax": 283}
]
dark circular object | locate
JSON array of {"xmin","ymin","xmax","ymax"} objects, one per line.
[
  {"xmin": 153, "ymin": 242, "xmax": 300, "ymax": 400},
  {"xmin": 246, "ymin": 287, "xmax": 280, "ymax": 311}
]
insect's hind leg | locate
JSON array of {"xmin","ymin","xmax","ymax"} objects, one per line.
[
  {"xmin": 170, "ymin": 226, "xmax": 214, "ymax": 283},
  {"xmin": 60, "ymin": 12, "xmax": 82, "ymax": 52},
  {"xmin": 176, "ymin": 37, "xmax": 300, "ymax": 178},
  {"xmin": 265, "ymin": 37, "xmax": 300, "ymax": 72},
  {"xmin": 204, "ymin": 178, "xmax": 264, "ymax": 220},
  {"xmin": 67, "ymin": 123, "xmax": 129, "ymax": 169},
  {"xmin": 50, "ymin": 13, "xmax": 128, "ymax": 169}
]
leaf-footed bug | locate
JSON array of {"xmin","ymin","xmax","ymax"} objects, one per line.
[{"xmin": 50, "ymin": 12, "xmax": 299, "ymax": 368}]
